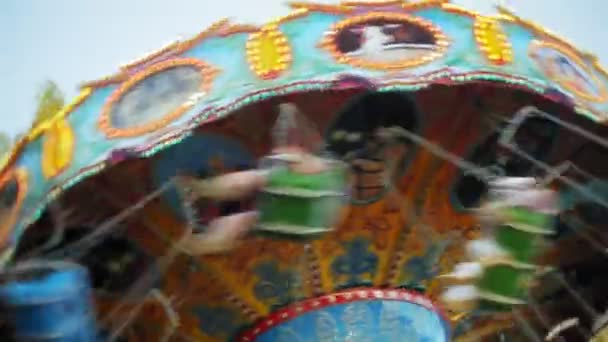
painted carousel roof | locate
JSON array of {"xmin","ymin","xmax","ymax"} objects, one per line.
[
  {"xmin": 1, "ymin": 1, "xmax": 608, "ymax": 340},
  {"xmin": 2, "ymin": 2, "xmax": 606, "ymax": 258}
]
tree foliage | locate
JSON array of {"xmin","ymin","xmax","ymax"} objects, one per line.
[
  {"xmin": 32, "ymin": 80, "xmax": 65, "ymax": 127},
  {"xmin": 0, "ymin": 132, "xmax": 10, "ymax": 158},
  {"xmin": 0, "ymin": 81, "xmax": 65, "ymax": 162}
]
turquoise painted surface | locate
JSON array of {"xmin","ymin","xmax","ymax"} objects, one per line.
[
  {"xmin": 505, "ymin": 22, "xmax": 547, "ymax": 80},
  {"xmin": 283, "ymin": 13, "xmax": 357, "ymax": 78},
  {"xmin": 5, "ymin": 4, "xmax": 608, "ymax": 253},
  {"xmin": 417, "ymin": 8, "xmax": 476, "ymax": 70},
  {"xmin": 254, "ymin": 300, "xmax": 449, "ymax": 341}
]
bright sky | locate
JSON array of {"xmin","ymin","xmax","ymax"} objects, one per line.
[{"xmin": 1, "ymin": 0, "xmax": 606, "ymax": 138}]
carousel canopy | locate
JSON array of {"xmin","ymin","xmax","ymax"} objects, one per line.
[{"xmin": 1, "ymin": 1, "xmax": 608, "ymax": 341}]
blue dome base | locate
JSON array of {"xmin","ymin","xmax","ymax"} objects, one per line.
[{"xmin": 239, "ymin": 288, "xmax": 450, "ymax": 342}]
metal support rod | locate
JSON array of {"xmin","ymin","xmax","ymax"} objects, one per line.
[
  {"xmin": 527, "ymin": 296, "xmax": 567, "ymax": 342},
  {"xmin": 512, "ymin": 309, "xmax": 543, "ymax": 342},
  {"xmin": 45, "ymin": 179, "xmax": 175, "ymax": 260},
  {"xmin": 554, "ymin": 273, "xmax": 599, "ymax": 318}
]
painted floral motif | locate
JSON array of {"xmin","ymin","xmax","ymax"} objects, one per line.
[
  {"xmin": 253, "ymin": 260, "xmax": 300, "ymax": 310},
  {"xmin": 193, "ymin": 306, "xmax": 239, "ymax": 339},
  {"xmin": 401, "ymin": 241, "xmax": 450, "ymax": 290},
  {"xmin": 331, "ymin": 237, "xmax": 378, "ymax": 288}
]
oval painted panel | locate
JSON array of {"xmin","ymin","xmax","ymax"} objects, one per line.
[
  {"xmin": 0, "ymin": 169, "xmax": 27, "ymax": 246},
  {"xmin": 529, "ymin": 40, "xmax": 608, "ymax": 103},
  {"xmin": 100, "ymin": 59, "xmax": 217, "ymax": 138},
  {"xmin": 322, "ymin": 13, "xmax": 449, "ymax": 70}
]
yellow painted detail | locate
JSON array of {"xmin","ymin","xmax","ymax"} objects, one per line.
[
  {"xmin": 42, "ymin": 118, "xmax": 75, "ymax": 179},
  {"xmin": 29, "ymin": 87, "xmax": 92, "ymax": 140},
  {"xmin": 474, "ymin": 16, "xmax": 513, "ymax": 65},
  {"xmin": 0, "ymin": 88, "xmax": 91, "ymax": 177},
  {"xmin": 246, "ymin": 24, "xmax": 291, "ymax": 80}
]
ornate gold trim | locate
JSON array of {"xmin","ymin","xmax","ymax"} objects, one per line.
[
  {"xmin": 289, "ymin": 1, "xmax": 353, "ymax": 13},
  {"xmin": 290, "ymin": 0, "xmax": 447, "ymax": 13},
  {"xmin": 401, "ymin": 0, "xmax": 448, "ymax": 11},
  {"xmin": 175, "ymin": 18, "xmax": 234, "ymax": 54},
  {"xmin": 445, "ymin": 3, "xmax": 608, "ymax": 95},
  {"xmin": 81, "ymin": 10, "xmax": 309, "ymax": 89},
  {"xmin": 120, "ymin": 40, "xmax": 182, "ymax": 71},
  {"xmin": 343, "ymin": 0, "xmax": 403, "ymax": 6}
]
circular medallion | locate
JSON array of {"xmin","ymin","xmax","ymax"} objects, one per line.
[
  {"xmin": 321, "ymin": 12, "xmax": 449, "ymax": 70},
  {"xmin": 0, "ymin": 168, "xmax": 28, "ymax": 246},
  {"xmin": 99, "ymin": 58, "xmax": 218, "ymax": 138},
  {"xmin": 529, "ymin": 40, "xmax": 608, "ymax": 103}
]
